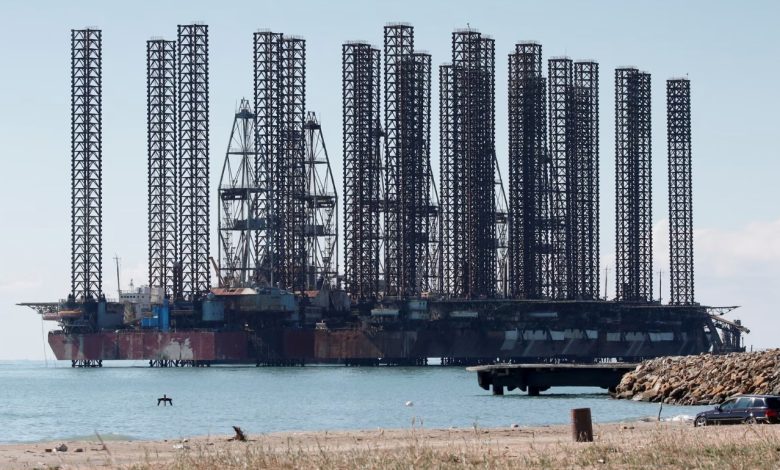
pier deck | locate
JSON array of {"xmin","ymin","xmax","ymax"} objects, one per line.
[{"xmin": 468, "ymin": 363, "xmax": 638, "ymax": 396}]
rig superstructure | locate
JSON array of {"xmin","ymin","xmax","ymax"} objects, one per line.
[{"xmin": 21, "ymin": 24, "xmax": 747, "ymax": 367}]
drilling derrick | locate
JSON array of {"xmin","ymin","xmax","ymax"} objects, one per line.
[
  {"xmin": 439, "ymin": 30, "xmax": 496, "ymax": 299},
  {"xmin": 667, "ymin": 78, "xmax": 694, "ymax": 305},
  {"xmin": 343, "ymin": 42, "xmax": 382, "ymax": 300},
  {"xmin": 508, "ymin": 43, "xmax": 549, "ymax": 299},
  {"xmin": 494, "ymin": 163, "xmax": 509, "ymax": 297},
  {"xmin": 217, "ymin": 100, "xmax": 257, "ymax": 287},
  {"xmin": 177, "ymin": 24, "xmax": 210, "ymax": 299},
  {"xmin": 615, "ymin": 68, "xmax": 652, "ymax": 302},
  {"xmin": 572, "ymin": 61, "xmax": 600, "ymax": 299},
  {"xmin": 303, "ymin": 112, "xmax": 339, "ymax": 290},
  {"xmin": 383, "ymin": 25, "xmax": 433, "ymax": 298},
  {"xmin": 427, "ymin": 167, "xmax": 442, "ymax": 294},
  {"xmin": 70, "ymin": 28, "xmax": 103, "ymax": 302},
  {"xmin": 147, "ymin": 39, "xmax": 178, "ymax": 297}
]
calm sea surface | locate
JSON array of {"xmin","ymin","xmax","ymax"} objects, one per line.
[{"xmin": 0, "ymin": 361, "xmax": 709, "ymax": 443}]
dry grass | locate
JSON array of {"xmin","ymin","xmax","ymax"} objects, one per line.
[{"xmin": 128, "ymin": 424, "xmax": 780, "ymax": 470}]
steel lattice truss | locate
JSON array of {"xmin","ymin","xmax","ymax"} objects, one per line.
[
  {"xmin": 303, "ymin": 112, "xmax": 339, "ymax": 289},
  {"xmin": 383, "ymin": 24, "xmax": 414, "ymax": 297},
  {"xmin": 615, "ymin": 68, "xmax": 652, "ymax": 301},
  {"xmin": 427, "ymin": 164, "xmax": 442, "ymax": 294},
  {"xmin": 439, "ymin": 64, "xmax": 456, "ymax": 295},
  {"xmin": 494, "ymin": 161, "xmax": 509, "ymax": 297},
  {"xmin": 343, "ymin": 42, "xmax": 382, "ymax": 300},
  {"xmin": 440, "ymin": 30, "xmax": 496, "ymax": 298},
  {"xmin": 71, "ymin": 29, "xmax": 103, "ymax": 301},
  {"xmin": 508, "ymin": 43, "xmax": 549, "ymax": 299},
  {"xmin": 147, "ymin": 39, "xmax": 178, "ymax": 297},
  {"xmin": 546, "ymin": 59, "xmax": 601, "ymax": 301},
  {"xmin": 252, "ymin": 31, "xmax": 283, "ymax": 286},
  {"xmin": 252, "ymin": 32, "xmax": 307, "ymax": 291},
  {"xmin": 547, "ymin": 58, "xmax": 574, "ymax": 300},
  {"xmin": 217, "ymin": 99, "xmax": 258, "ymax": 287},
  {"xmin": 280, "ymin": 37, "xmax": 307, "ymax": 291},
  {"xmin": 383, "ymin": 25, "xmax": 434, "ymax": 297},
  {"xmin": 667, "ymin": 79, "xmax": 694, "ymax": 305},
  {"xmin": 177, "ymin": 24, "xmax": 210, "ymax": 299},
  {"xmin": 572, "ymin": 61, "xmax": 600, "ymax": 299}
]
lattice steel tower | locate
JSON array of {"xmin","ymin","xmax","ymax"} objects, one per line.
[
  {"xmin": 218, "ymin": 99, "xmax": 257, "ymax": 287},
  {"xmin": 546, "ymin": 58, "xmax": 602, "ymax": 300},
  {"xmin": 440, "ymin": 29, "xmax": 496, "ymax": 298},
  {"xmin": 252, "ymin": 31, "xmax": 282, "ymax": 286},
  {"xmin": 615, "ymin": 68, "xmax": 652, "ymax": 302},
  {"xmin": 177, "ymin": 23, "xmax": 210, "ymax": 299},
  {"xmin": 383, "ymin": 25, "xmax": 433, "ymax": 298},
  {"xmin": 147, "ymin": 39, "xmax": 178, "ymax": 297},
  {"xmin": 70, "ymin": 28, "xmax": 103, "ymax": 302},
  {"xmin": 508, "ymin": 42, "xmax": 549, "ymax": 299},
  {"xmin": 547, "ymin": 57, "xmax": 574, "ymax": 300},
  {"xmin": 667, "ymin": 78, "xmax": 694, "ymax": 305},
  {"xmin": 303, "ymin": 112, "xmax": 339, "ymax": 289},
  {"xmin": 279, "ymin": 37, "xmax": 307, "ymax": 291},
  {"xmin": 343, "ymin": 42, "xmax": 382, "ymax": 300},
  {"xmin": 252, "ymin": 32, "xmax": 307, "ymax": 291},
  {"xmin": 572, "ymin": 61, "xmax": 600, "ymax": 299}
]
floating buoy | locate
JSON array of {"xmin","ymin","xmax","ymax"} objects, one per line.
[{"xmin": 405, "ymin": 401, "xmax": 414, "ymax": 407}]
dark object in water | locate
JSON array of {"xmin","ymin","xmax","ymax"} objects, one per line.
[{"xmin": 157, "ymin": 394, "xmax": 173, "ymax": 406}]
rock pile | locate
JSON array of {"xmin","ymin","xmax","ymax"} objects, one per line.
[{"xmin": 614, "ymin": 349, "xmax": 780, "ymax": 405}]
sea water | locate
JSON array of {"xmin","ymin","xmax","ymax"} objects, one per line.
[{"xmin": 0, "ymin": 361, "xmax": 709, "ymax": 443}]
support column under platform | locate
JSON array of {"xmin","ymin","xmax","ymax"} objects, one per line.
[
  {"xmin": 148, "ymin": 359, "xmax": 211, "ymax": 368},
  {"xmin": 72, "ymin": 359, "xmax": 102, "ymax": 368},
  {"xmin": 470, "ymin": 363, "xmax": 637, "ymax": 396}
]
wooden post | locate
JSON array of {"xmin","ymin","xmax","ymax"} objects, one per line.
[{"xmin": 571, "ymin": 408, "xmax": 593, "ymax": 442}]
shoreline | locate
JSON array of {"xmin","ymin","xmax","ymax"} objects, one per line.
[
  {"xmin": 2, "ymin": 420, "xmax": 778, "ymax": 469},
  {"xmin": 0, "ymin": 411, "xmax": 693, "ymax": 446}
]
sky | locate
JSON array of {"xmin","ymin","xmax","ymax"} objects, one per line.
[{"xmin": 0, "ymin": 0, "xmax": 778, "ymax": 359}]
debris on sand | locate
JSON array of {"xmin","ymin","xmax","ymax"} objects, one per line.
[{"xmin": 229, "ymin": 426, "xmax": 247, "ymax": 442}]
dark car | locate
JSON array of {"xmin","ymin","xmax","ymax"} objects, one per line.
[{"xmin": 694, "ymin": 395, "xmax": 780, "ymax": 426}]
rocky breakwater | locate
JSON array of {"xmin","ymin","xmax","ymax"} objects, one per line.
[{"xmin": 614, "ymin": 349, "xmax": 780, "ymax": 405}]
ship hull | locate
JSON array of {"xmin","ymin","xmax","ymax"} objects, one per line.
[{"xmin": 48, "ymin": 300, "xmax": 716, "ymax": 364}]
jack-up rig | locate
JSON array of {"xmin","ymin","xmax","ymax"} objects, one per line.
[{"xmin": 20, "ymin": 24, "xmax": 747, "ymax": 367}]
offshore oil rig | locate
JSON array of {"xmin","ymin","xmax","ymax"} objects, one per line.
[{"xmin": 21, "ymin": 24, "xmax": 747, "ymax": 367}]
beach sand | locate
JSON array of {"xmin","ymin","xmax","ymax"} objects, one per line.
[{"xmin": 1, "ymin": 420, "xmax": 778, "ymax": 469}]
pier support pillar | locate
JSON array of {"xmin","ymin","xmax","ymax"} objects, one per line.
[{"xmin": 492, "ymin": 384, "xmax": 504, "ymax": 395}]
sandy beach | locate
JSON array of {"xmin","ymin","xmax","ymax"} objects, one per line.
[{"xmin": 1, "ymin": 420, "xmax": 779, "ymax": 469}]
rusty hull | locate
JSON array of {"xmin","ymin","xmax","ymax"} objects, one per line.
[
  {"xmin": 49, "ymin": 331, "xmax": 249, "ymax": 362},
  {"xmin": 47, "ymin": 300, "xmax": 715, "ymax": 364}
]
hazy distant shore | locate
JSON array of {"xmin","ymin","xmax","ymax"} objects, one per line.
[{"xmin": 1, "ymin": 420, "xmax": 778, "ymax": 469}]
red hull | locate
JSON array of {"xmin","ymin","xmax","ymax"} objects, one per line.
[{"xmin": 48, "ymin": 331, "xmax": 249, "ymax": 362}]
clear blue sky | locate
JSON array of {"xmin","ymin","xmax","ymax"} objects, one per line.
[{"xmin": 1, "ymin": 0, "xmax": 778, "ymax": 358}]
